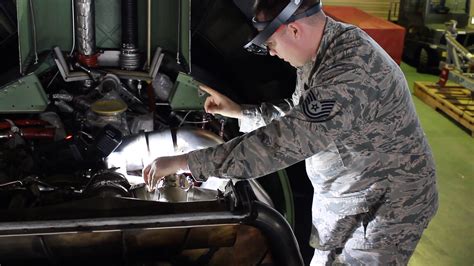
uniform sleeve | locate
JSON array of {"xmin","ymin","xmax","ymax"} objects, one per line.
[
  {"xmin": 188, "ymin": 71, "xmax": 369, "ymax": 181},
  {"xmin": 238, "ymin": 99, "xmax": 294, "ymax": 133}
]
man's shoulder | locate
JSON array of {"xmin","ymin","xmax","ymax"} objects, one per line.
[
  {"xmin": 324, "ymin": 17, "xmax": 363, "ymax": 42},
  {"xmin": 317, "ymin": 18, "xmax": 397, "ymax": 80}
]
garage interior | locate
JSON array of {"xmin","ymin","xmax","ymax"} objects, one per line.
[{"xmin": 0, "ymin": 0, "xmax": 472, "ymax": 265}]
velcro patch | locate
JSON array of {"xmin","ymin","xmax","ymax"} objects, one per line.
[{"xmin": 302, "ymin": 90, "xmax": 336, "ymax": 122}]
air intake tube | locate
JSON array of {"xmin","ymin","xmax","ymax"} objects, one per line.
[
  {"xmin": 120, "ymin": 0, "xmax": 141, "ymax": 70},
  {"xmin": 75, "ymin": 0, "xmax": 99, "ymax": 67}
]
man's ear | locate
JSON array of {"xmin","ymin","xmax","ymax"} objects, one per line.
[{"xmin": 287, "ymin": 22, "xmax": 301, "ymax": 40}]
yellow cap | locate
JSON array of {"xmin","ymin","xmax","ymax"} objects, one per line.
[{"xmin": 91, "ymin": 99, "xmax": 128, "ymax": 116}]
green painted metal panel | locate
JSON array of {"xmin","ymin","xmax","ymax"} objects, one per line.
[
  {"xmin": 138, "ymin": 0, "xmax": 190, "ymax": 67},
  {"xmin": 168, "ymin": 72, "xmax": 207, "ymax": 110},
  {"xmin": 95, "ymin": 0, "xmax": 121, "ymax": 48},
  {"xmin": 180, "ymin": 0, "xmax": 191, "ymax": 68},
  {"xmin": 0, "ymin": 73, "xmax": 49, "ymax": 113},
  {"xmin": 17, "ymin": 0, "xmax": 190, "ymax": 73},
  {"xmin": 17, "ymin": 0, "xmax": 33, "ymax": 73}
]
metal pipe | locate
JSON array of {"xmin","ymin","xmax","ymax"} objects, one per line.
[
  {"xmin": 446, "ymin": 33, "xmax": 473, "ymax": 59},
  {"xmin": 74, "ymin": 0, "xmax": 96, "ymax": 56}
]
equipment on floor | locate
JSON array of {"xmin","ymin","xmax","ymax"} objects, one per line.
[
  {"xmin": 437, "ymin": 20, "xmax": 474, "ymax": 91},
  {"xmin": 398, "ymin": 0, "xmax": 474, "ymax": 73}
]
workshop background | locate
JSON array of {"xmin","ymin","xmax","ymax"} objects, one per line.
[
  {"xmin": 0, "ymin": 0, "xmax": 473, "ymax": 265},
  {"xmin": 322, "ymin": 1, "xmax": 474, "ymax": 265}
]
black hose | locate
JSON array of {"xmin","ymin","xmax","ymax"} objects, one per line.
[{"xmin": 121, "ymin": 0, "xmax": 138, "ymax": 48}]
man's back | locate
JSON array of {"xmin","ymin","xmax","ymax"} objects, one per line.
[{"xmin": 294, "ymin": 17, "xmax": 438, "ymax": 264}]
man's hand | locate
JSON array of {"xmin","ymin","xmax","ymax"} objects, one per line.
[
  {"xmin": 200, "ymin": 85, "xmax": 242, "ymax": 119},
  {"xmin": 142, "ymin": 154, "xmax": 189, "ymax": 191}
]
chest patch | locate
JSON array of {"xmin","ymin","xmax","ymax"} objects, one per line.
[{"xmin": 302, "ymin": 90, "xmax": 336, "ymax": 122}]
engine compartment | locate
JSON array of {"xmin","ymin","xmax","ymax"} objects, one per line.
[
  {"xmin": 0, "ymin": 56, "xmax": 232, "ymax": 208},
  {"xmin": 0, "ymin": 1, "xmax": 306, "ymax": 264}
]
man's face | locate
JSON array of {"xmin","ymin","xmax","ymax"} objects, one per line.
[{"xmin": 265, "ymin": 24, "xmax": 307, "ymax": 67}]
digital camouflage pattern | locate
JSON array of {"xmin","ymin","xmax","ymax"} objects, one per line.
[{"xmin": 188, "ymin": 17, "xmax": 438, "ymax": 265}]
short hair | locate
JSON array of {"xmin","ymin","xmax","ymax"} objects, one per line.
[{"xmin": 254, "ymin": 0, "xmax": 320, "ymax": 21}]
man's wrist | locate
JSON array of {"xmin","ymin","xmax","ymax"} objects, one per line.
[
  {"xmin": 235, "ymin": 105, "xmax": 243, "ymax": 119},
  {"xmin": 181, "ymin": 153, "xmax": 191, "ymax": 173},
  {"xmin": 176, "ymin": 153, "xmax": 190, "ymax": 173}
]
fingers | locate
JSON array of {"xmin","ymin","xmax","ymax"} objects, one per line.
[
  {"xmin": 201, "ymin": 85, "xmax": 221, "ymax": 114},
  {"xmin": 149, "ymin": 168, "xmax": 158, "ymax": 191},
  {"xmin": 142, "ymin": 164, "xmax": 151, "ymax": 185},
  {"xmin": 204, "ymin": 96, "xmax": 217, "ymax": 114},
  {"xmin": 142, "ymin": 163, "xmax": 163, "ymax": 191},
  {"xmin": 199, "ymin": 85, "xmax": 219, "ymax": 96},
  {"xmin": 142, "ymin": 156, "xmax": 187, "ymax": 192}
]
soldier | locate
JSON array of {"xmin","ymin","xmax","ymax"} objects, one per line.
[{"xmin": 143, "ymin": 0, "xmax": 438, "ymax": 264}]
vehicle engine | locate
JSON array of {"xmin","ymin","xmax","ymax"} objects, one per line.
[
  {"xmin": 0, "ymin": 1, "xmax": 304, "ymax": 265},
  {"xmin": 0, "ymin": 0, "xmax": 241, "ymax": 208}
]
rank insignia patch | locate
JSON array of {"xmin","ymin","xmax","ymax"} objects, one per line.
[{"xmin": 302, "ymin": 90, "xmax": 336, "ymax": 122}]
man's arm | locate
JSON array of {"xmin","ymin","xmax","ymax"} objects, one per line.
[
  {"xmin": 200, "ymin": 85, "xmax": 294, "ymax": 133},
  {"xmin": 187, "ymin": 82, "xmax": 360, "ymax": 181},
  {"xmin": 239, "ymin": 99, "xmax": 294, "ymax": 132}
]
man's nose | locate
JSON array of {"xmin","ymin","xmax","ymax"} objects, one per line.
[{"xmin": 269, "ymin": 49, "xmax": 276, "ymax": 56}]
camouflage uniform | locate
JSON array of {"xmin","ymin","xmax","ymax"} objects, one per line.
[{"xmin": 188, "ymin": 17, "xmax": 438, "ymax": 265}]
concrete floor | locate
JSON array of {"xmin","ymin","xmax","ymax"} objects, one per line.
[{"xmin": 400, "ymin": 63, "xmax": 474, "ymax": 266}]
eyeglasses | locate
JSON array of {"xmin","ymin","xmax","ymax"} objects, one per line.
[{"xmin": 244, "ymin": 1, "xmax": 323, "ymax": 55}]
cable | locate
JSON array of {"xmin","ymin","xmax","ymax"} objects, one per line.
[
  {"xmin": 70, "ymin": 0, "xmax": 76, "ymax": 56},
  {"xmin": 147, "ymin": 0, "xmax": 151, "ymax": 68},
  {"xmin": 177, "ymin": 111, "xmax": 192, "ymax": 127},
  {"xmin": 175, "ymin": 111, "xmax": 211, "ymax": 127},
  {"xmin": 176, "ymin": 0, "xmax": 181, "ymax": 65},
  {"xmin": 46, "ymin": 71, "xmax": 59, "ymax": 89},
  {"xmin": 78, "ymin": 130, "xmax": 94, "ymax": 140},
  {"xmin": 181, "ymin": 121, "xmax": 210, "ymax": 124},
  {"xmin": 28, "ymin": 0, "xmax": 38, "ymax": 64},
  {"xmin": 0, "ymin": 180, "xmax": 23, "ymax": 188}
]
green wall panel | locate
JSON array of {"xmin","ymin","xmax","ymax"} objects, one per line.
[{"xmin": 17, "ymin": 0, "xmax": 190, "ymax": 73}]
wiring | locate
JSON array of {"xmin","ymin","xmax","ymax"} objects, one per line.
[{"xmin": 176, "ymin": 111, "xmax": 211, "ymax": 127}]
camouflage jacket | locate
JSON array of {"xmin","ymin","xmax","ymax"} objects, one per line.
[{"xmin": 188, "ymin": 17, "xmax": 438, "ymax": 250}]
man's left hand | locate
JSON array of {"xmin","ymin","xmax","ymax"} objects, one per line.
[{"xmin": 142, "ymin": 154, "xmax": 189, "ymax": 191}]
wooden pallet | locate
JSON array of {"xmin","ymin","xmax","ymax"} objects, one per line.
[{"xmin": 414, "ymin": 81, "xmax": 474, "ymax": 137}]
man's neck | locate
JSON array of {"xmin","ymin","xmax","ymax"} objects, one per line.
[{"xmin": 309, "ymin": 13, "xmax": 327, "ymax": 62}]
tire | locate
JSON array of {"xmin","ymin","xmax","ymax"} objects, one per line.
[{"xmin": 417, "ymin": 48, "xmax": 430, "ymax": 73}]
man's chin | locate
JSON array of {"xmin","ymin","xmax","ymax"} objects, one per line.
[
  {"xmin": 289, "ymin": 61, "xmax": 303, "ymax": 68},
  {"xmin": 280, "ymin": 58, "xmax": 301, "ymax": 68}
]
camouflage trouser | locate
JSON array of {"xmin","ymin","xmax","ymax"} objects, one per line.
[
  {"xmin": 309, "ymin": 221, "xmax": 426, "ymax": 265},
  {"xmin": 309, "ymin": 191, "xmax": 437, "ymax": 266}
]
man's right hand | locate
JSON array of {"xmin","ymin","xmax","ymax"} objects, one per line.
[{"xmin": 199, "ymin": 85, "xmax": 242, "ymax": 119}]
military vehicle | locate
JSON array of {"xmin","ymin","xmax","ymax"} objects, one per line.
[{"xmin": 398, "ymin": 0, "xmax": 474, "ymax": 73}]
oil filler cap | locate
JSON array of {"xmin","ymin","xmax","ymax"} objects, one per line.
[{"xmin": 91, "ymin": 99, "xmax": 128, "ymax": 116}]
